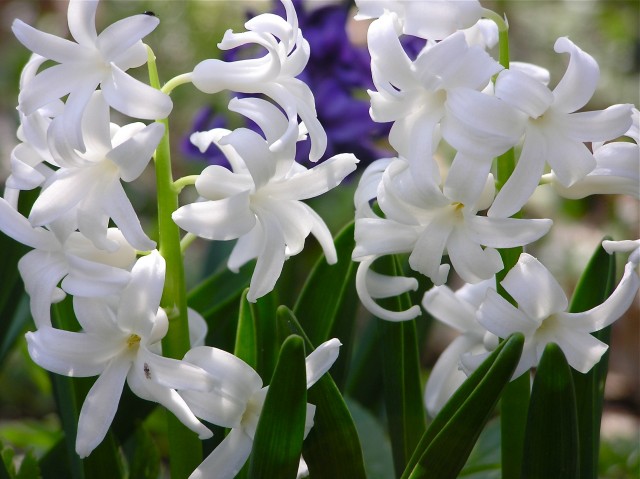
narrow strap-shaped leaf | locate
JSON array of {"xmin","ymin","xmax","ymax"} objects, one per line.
[
  {"xmin": 277, "ymin": 306, "xmax": 367, "ymax": 478},
  {"xmin": 293, "ymin": 222, "xmax": 358, "ymax": 388},
  {"xmin": 248, "ymin": 335, "xmax": 307, "ymax": 479},
  {"xmin": 375, "ymin": 255, "xmax": 426, "ymax": 477},
  {"xmin": 234, "ymin": 289, "xmax": 259, "ymax": 369},
  {"xmin": 402, "ymin": 333, "xmax": 525, "ymax": 479},
  {"xmin": 522, "ymin": 343, "xmax": 579, "ymax": 479},
  {"xmin": 254, "ymin": 291, "xmax": 280, "ymax": 381},
  {"xmin": 569, "ymin": 238, "xmax": 616, "ymax": 479},
  {"xmin": 187, "ymin": 261, "xmax": 253, "ymax": 320}
]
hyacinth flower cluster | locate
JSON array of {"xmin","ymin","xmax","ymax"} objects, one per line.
[
  {"xmin": 1, "ymin": 0, "xmax": 639, "ymax": 478},
  {"xmin": 350, "ymin": 0, "xmax": 639, "ymax": 417}
]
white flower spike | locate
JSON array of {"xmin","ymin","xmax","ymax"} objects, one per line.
[
  {"xmin": 29, "ymin": 92, "xmax": 162, "ymax": 252},
  {"xmin": 0, "ymin": 198, "xmax": 136, "ymax": 328},
  {"xmin": 12, "ymin": 0, "xmax": 172, "ymax": 151},
  {"xmin": 174, "ymin": 98, "xmax": 358, "ymax": 302},
  {"xmin": 25, "ymin": 251, "xmax": 214, "ymax": 457},
  {"xmin": 191, "ymin": 0, "xmax": 326, "ymax": 161},
  {"xmin": 181, "ymin": 338, "xmax": 341, "ymax": 479},
  {"xmin": 470, "ymin": 253, "xmax": 640, "ymax": 379},
  {"xmin": 491, "ymin": 38, "xmax": 634, "ymax": 217}
]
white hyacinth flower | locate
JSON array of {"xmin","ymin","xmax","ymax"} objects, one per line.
[
  {"xmin": 12, "ymin": 0, "xmax": 172, "ymax": 152},
  {"xmin": 491, "ymin": 37, "xmax": 634, "ymax": 217},
  {"xmin": 466, "ymin": 253, "xmax": 640, "ymax": 379},
  {"xmin": 191, "ymin": 0, "xmax": 326, "ymax": 161},
  {"xmin": 180, "ymin": 339, "xmax": 341, "ymax": 479},
  {"xmin": 421, "ymin": 279, "xmax": 497, "ymax": 416},
  {"xmin": 544, "ymin": 107, "xmax": 639, "ymax": 199},
  {"xmin": 25, "ymin": 251, "xmax": 214, "ymax": 458},
  {"xmin": 352, "ymin": 158, "xmax": 552, "ymax": 320},
  {"xmin": 355, "ymin": 0, "xmax": 483, "ymax": 40},
  {"xmin": 0, "ymin": 198, "xmax": 136, "ymax": 328},
  {"xmin": 28, "ymin": 92, "xmax": 163, "ymax": 252},
  {"xmin": 173, "ymin": 98, "xmax": 358, "ymax": 302},
  {"xmin": 366, "ymin": 13, "xmax": 522, "ymax": 199}
]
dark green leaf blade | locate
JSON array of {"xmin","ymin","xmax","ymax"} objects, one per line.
[
  {"xmin": 277, "ymin": 306, "xmax": 367, "ymax": 479},
  {"xmin": 248, "ymin": 335, "xmax": 307, "ymax": 479},
  {"xmin": 234, "ymin": 289, "xmax": 258, "ymax": 369},
  {"xmin": 522, "ymin": 343, "xmax": 579, "ymax": 479},
  {"xmin": 569, "ymin": 238, "xmax": 616, "ymax": 479},
  {"xmin": 403, "ymin": 333, "xmax": 524, "ymax": 479}
]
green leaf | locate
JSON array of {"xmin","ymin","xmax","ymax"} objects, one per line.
[
  {"xmin": 277, "ymin": 307, "xmax": 367, "ymax": 478},
  {"xmin": 522, "ymin": 343, "xmax": 579, "ymax": 479},
  {"xmin": 234, "ymin": 289, "xmax": 258, "ymax": 369},
  {"xmin": 569, "ymin": 238, "xmax": 616, "ymax": 479},
  {"xmin": 346, "ymin": 398, "xmax": 395, "ymax": 479},
  {"xmin": 187, "ymin": 261, "xmax": 253, "ymax": 320},
  {"xmin": 375, "ymin": 255, "xmax": 426, "ymax": 477},
  {"xmin": 125, "ymin": 424, "xmax": 161, "ymax": 479},
  {"xmin": 248, "ymin": 335, "xmax": 307, "ymax": 479},
  {"xmin": 402, "ymin": 333, "xmax": 525, "ymax": 479},
  {"xmin": 293, "ymin": 221, "xmax": 359, "ymax": 389}
]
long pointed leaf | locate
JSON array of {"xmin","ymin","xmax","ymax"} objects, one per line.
[
  {"xmin": 234, "ymin": 289, "xmax": 258, "ymax": 369},
  {"xmin": 522, "ymin": 343, "xmax": 579, "ymax": 479},
  {"xmin": 402, "ymin": 333, "xmax": 525, "ymax": 479},
  {"xmin": 569, "ymin": 238, "xmax": 616, "ymax": 479},
  {"xmin": 277, "ymin": 306, "xmax": 367, "ymax": 478},
  {"xmin": 248, "ymin": 335, "xmax": 307, "ymax": 478}
]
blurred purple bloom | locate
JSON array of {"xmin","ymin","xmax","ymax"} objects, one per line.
[{"xmin": 182, "ymin": 0, "xmax": 391, "ymax": 168}]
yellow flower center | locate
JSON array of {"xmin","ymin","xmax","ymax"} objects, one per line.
[{"xmin": 126, "ymin": 334, "xmax": 141, "ymax": 349}]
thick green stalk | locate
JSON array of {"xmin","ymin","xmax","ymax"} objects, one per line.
[{"xmin": 147, "ymin": 48, "xmax": 202, "ymax": 479}]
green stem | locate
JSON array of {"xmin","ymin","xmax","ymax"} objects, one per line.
[
  {"xmin": 147, "ymin": 46, "xmax": 202, "ymax": 479},
  {"xmin": 173, "ymin": 175, "xmax": 199, "ymax": 193}
]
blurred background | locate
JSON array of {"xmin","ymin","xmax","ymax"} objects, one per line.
[{"xmin": 0, "ymin": 1, "xmax": 637, "ymax": 477}]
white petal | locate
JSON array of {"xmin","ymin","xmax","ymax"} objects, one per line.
[
  {"xmin": 495, "ymin": 69, "xmax": 553, "ymax": 119},
  {"xmin": 102, "ymin": 180, "xmax": 156, "ymax": 251},
  {"xmin": 12, "ymin": 19, "xmax": 85, "ymax": 64},
  {"xmin": 424, "ymin": 334, "xmax": 480, "ymax": 417},
  {"xmin": 127, "ymin": 369, "xmax": 212, "ymax": 440},
  {"xmin": 188, "ymin": 429, "xmax": 253, "ymax": 479},
  {"xmin": 305, "ymin": 338, "xmax": 341, "ymax": 389},
  {"xmin": 135, "ymin": 348, "xmax": 213, "ymax": 393},
  {"xmin": 422, "ymin": 284, "xmax": 483, "ymax": 333},
  {"xmin": 466, "ymin": 216, "xmax": 552, "ymax": 249},
  {"xmin": 544, "ymin": 127, "xmax": 596, "ymax": 187},
  {"xmin": 477, "ymin": 289, "xmax": 538, "ymax": 338},
  {"xmin": 195, "ymin": 166, "xmax": 253, "ymax": 201},
  {"xmin": 552, "ymin": 328, "xmax": 608, "ymax": 374},
  {"xmin": 107, "ymin": 122, "xmax": 164, "ymax": 182},
  {"xmin": 366, "ymin": 268, "xmax": 418, "ymax": 299},
  {"xmin": 488, "ymin": 127, "xmax": 547, "ymax": 218},
  {"xmin": 76, "ymin": 357, "xmax": 130, "ymax": 458},
  {"xmin": 72, "ymin": 296, "xmax": 122, "ymax": 338},
  {"xmin": 561, "ymin": 261, "xmax": 639, "ymax": 332},
  {"xmin": 409, "ymin": 218, "xmax": 452, "ymax": 283},
  {"xmin": 61, "ymin": 255, "xmax": 131, "ymax": 297},
  {"xmin": 353, "ymin": 218, "xmax": 419, "ymax": 259},
  {"xmin": 117, "ymin": 251, "xmax": 165, "ymax": 333},
  {"xmin": 367, "ymin": 14, "xmax": 416, "ymax": 91},
  {"xmin": 18, "ymin": 251, "xmax": 68, "ymax": 328},
  {"xmin": 26, "ymin": 327, "xmax": 118, "ymax": 377},
  {"xmin": 404, "ymin": 1, "xmax": 483, "ymax": 40},
  {"xmin": 563, "ymin": 104, "xmax": 634, "ymax": 143},
  {"xmin": 219, "ymin": 128, "xmax": 276, "ymax": 189},
  {"xmin": 444, "ymin": 153, "xmax": 494, "ymax": 206},
  {"xmin": 247, "ymin": 212, "xmax": 287, "ymax": 301},
  {"xmin": 228, "ymin": 97, "xmax": 289, "ymax": 147},
  {"xmin": 0, "ymin": 197, "xmax": 54, "ymax": 250},
  {"xmin": 304, "ymin": 204, "xmax": 337, "ymax": 264},
  {"xmin": 188, "ymin": 308, "xmax": 208, "ymax": 348},
  {"xmin": 552, "ymin": 37, "xmax": 600, "ymax": 113},
  {"xmin": 173, "ymin": 193, "xmax": 256, "ymax": 241},
  {"xmin": 501, "ymin": 253, "xmax": 568, "ymax": 320},
  {"xmin": 97, "ymin": 14, "xmax": 159, "ymax": 60},
  {"xmin": 101, "ymin": 65, "xmax": 172, "ymax": 120},
  {"xmin": 355, "ymin": 256, "xmax": 422, "ymax": 321},
  {"xmin": 67, "ymin": 0, "xmax": 98, "ymax": 45},
  {"xmin": 263, "ymin": 154, "xmax": 358, "ymax": 201},
  {"xmin": 447, "ymin": 228, "xmax": 503, "ymax": 283}
]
